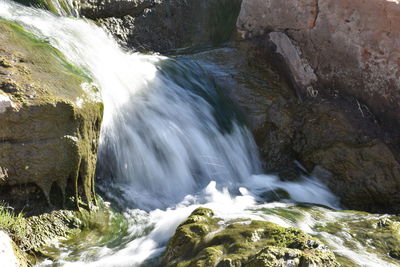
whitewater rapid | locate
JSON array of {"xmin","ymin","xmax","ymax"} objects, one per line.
[{"xmin": 1, "ymin": 1, "xmax": 398, "ymax": 266}]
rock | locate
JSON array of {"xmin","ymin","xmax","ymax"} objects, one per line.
[
  {"xmin": 268, "ymin": 32, "xmax": 317, "ymax": 95},
  {"xmin": 79, "ymin": 0, "xmax": 155, "ymax": 19},
  {"xmin": 237, "ymin": 0, "xmax": 318, "ymax": 38},
  {"xmin": 318, "ymin": 214, "xmax": 400, "ymax": 263},
  {"xmin": 0, "ymin": 231, "xmax": 27, "ymax": 267},
  {"xmin": 0, "ymin": 20, "xmax": 103, "ymax": 213},
  {"xmin": 304, "ymin": 141, "xmax": 400, "ymax": 212},
  {"xmin": 81, "ymin": 0, "xmax": 242, "ymax": 52},
  {"xmin": 235, "ymin": 0, "xmax": 400, "ymax": 212},
  {"xmin": 163, "ymin": 208, "xmax": 339, "ymax": 267},
  {"xmin": 237, "ymin": 0, "xmax": 400, "ymax": 131},
  {"xmin": 192, "ymin": 45, "xmax": 400, "ymax": 212},
  {"xmin": 188, "ymin": 45, "xmax": 300, "ymax": 176}
]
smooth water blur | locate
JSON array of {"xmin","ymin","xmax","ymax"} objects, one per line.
[{"xmin": 1, "ymin": 1, "xmax": 398, "ymax": 266}]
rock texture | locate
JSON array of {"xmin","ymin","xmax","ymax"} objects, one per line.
[
  {"xmin": 235, "ymin": 0, "xmax": 400, "ymax": 212},
  {"xmin": 237, "ymin": 0, "xmax": 400, "ymax": 130},
  {"xmin": 0, "ymin": 21, "xmax": 103, "ymax": 213},
  {"xmin": 79, "ymin": 0, "xmax": 242, "ymax": 52},
  {"xmin": 192, "ymin": 44, "xmax": 400, "ymax": 213},
  {"xmin": 163, "ymin": 208, "xmax": 338, "ymax": 267}
]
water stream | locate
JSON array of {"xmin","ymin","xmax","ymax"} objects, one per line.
[{"xmin": 0, "ymin": 1, "xmax": 399, "ymax": 266}]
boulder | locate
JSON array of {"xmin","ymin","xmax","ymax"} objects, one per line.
[
  {"xmin": 0, "ymin": 20, "xmax": 103, "ymax": 214},
  {"xmin": 237, "ymin": 0, "xmax": 400, "ymax": 131},
  {"xmin": 163, "ymin": 208, "xmax": 339, "ymax": 267}
]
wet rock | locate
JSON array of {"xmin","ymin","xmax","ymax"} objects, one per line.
[
  {"xmin": 188, "ymin": 45, "xmax": 300, "ymax": 175},
  {"xmin": 318, "ymin": 214, "xmax": 400, "ymax": 264},
  {"xmin": 81, "ymin": 0, "xmax": 242, "ymax": 52},
  {"xmin": 304, "ymin": 140, "xmax": 400, "ymax": 212},
  {"xmin": 163, "ymin": 207, "xmax": 339, "ymax": 267},
  {"xmin": 0, "ymin": 20, "xmax": 103, "ymax": 213},
  {"xmin": 193, "ymin": 45, "xmax": 400, "ymax": 213}
]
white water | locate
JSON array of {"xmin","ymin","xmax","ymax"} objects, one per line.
[{"xmin": 0, "ymin": 1, "xmax": 398, "ymax": 266}]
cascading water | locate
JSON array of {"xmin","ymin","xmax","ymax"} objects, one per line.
[{"xmin": 1, "ymin": 1, "xmax": 399, "ymax": 266}]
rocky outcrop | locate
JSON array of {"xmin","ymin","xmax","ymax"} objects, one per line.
[
  {"xmin": 163, "ymin": 208, "xmax": 338, "ymax": 267},
  {"xmin": 193, "ymin": 44, "xmax": 400, "ymax": 213},
  {"xmin": 0, "ymin": 20, "xmax": 103, "ymax": 214},
  {"xmin": 234, "ymin": 0, "xmax": 400, "ymax": 212},
  {"xmin": 237, "ymin": 0, "xmax": 400, "ymax": 131},
  {"xmin": 79, "ymin": 0, "xmax": 242, "ymax": 52}
]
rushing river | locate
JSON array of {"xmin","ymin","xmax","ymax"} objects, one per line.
[{"xmin": 0, "ymin": 1, "xmax": 399, "ymax": 266}]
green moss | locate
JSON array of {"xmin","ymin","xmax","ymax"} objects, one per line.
[
  {"xmin": 0, "ymin": 20, "xmax": 103, "ymax": 211},
  {"xmin": 163, "ymin": 208, "xmax": 338, "ymax": 267},
  {"xmin": 314, "ymin": 215, "xmax": 400, "ymax": 265},
  {"xmin": 256, "ymin": 206, "xmax": 305, "ymax": 224},
  {"xmin": 38, "ymin": 199, "xmax": 129, "ymax": 263},
  {"xmin": 0, "ymin": 19, "xmax": 94, "ymax": 103}
]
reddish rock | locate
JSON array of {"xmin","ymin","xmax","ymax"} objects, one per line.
[{"xmin": 237, "ymin": 0, "xmax": 400, "ymax": 129}]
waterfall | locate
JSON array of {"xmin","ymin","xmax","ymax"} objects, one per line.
[
  {"xmin": 2, "ymin": 1, "xmax": 396, "ymax": 267},
  {"xmin": 0, "ymin": 0, "xmax": 336, "ymax": 211}
]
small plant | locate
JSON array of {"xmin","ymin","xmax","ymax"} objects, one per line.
[{"xmin": 0, "ymin": 203, "xmax": 27, "ymax": 237}]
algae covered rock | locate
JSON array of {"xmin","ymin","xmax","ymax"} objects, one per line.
[
  {"xmin": 0, "ymin": 20, "xmax": 103, "ymax": 213},
  {"xmin": 163, "ymin": 208, "xmax": 338, "ymax": 267}
]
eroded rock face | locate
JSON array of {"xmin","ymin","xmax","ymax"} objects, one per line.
[
  {"xmin": 0, "ymin": 21, "xmax": 103, "ymax": 213},
  {"xmin": 237, "ymin": 0, "xmax": 400, "ymax": 131},
  {"xmin": 163, "ymin": 208, "xmax": 339, "ymax": 267}
]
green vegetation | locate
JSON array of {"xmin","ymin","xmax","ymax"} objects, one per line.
[
  {"xmin": 0, "ymin": 204, "xmax": 27, "ymax": 238},
  {"xmin": 163, "ymin": 207, "xmax": 338, "ymax": 267}
]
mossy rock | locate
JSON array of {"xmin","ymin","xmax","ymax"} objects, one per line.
[
  {"xmin": 163, "ymin": 208, "xmax": 338, "ymax": 267},
  {"xmin": 0, "ymin": 207, "xmax": 81, "ymax": 265},
  {"xmin": 0, "ymin": 198, "xmax": 126, "ymax": 265},
  {"xmin": 0, "ymin": 20, "xmax": 103, "ymax": 213},
  {"xmin": 314, "ymin": 214, "xmax": 400, "ymax": 265}
]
